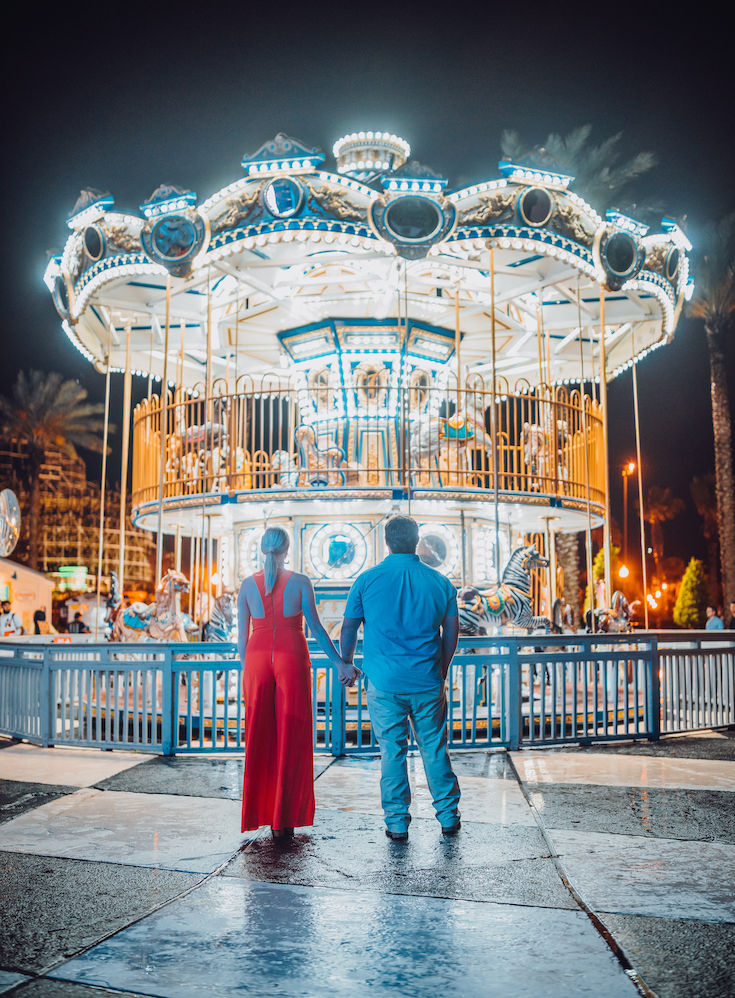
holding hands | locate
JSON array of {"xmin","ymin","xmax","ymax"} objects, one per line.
[{"xmin": 337, "ymin": 658, "xmax": 361, "ymax": 687}]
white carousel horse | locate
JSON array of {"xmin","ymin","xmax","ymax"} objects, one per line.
[{"xmin": 112, "ymin": 570, "xmax": 196, "ymax": 643}]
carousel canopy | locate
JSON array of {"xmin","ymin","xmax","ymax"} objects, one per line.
[{"xmin": 45, "ymin": 130, "xmax": 692, "ymax": 390}]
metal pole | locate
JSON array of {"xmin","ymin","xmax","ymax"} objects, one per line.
[
  {"xmin": 598, "ymin": 289, "xmax": 613, "ymax": 609},
  {"xmin": 175, "ymin": 524, "xmax": 182, "ymax": 574},
  {"xmin": 578, "ymin": 283, "xmax": 595, "ymax": 631},
  {"xmin": 489, "ymin": 246, "xmax": 501, "ymax": 581},
  {"xmin": 147, "ymin": 324, "xmax": 154, "ymax": 401},
  {"xmin": 155, "ymin": 275, "xmax": 172, "ymax": 584},
  {"xmin": 632, "ymin": 331, "xmax": 649, "ymax": 629},
  {"xmin": 94, "ymin": 318, "xmax": 113, "ymax": 640},
  {"xmin": 207, "ymin": 513, "xmax": 212, "ymax": 624},
  {"xmin": 118, "ymin": 319, "xmax": 132, "ymax": 596},
  {"xmin": 623, "ymin": 470, "xmax": 629, "ymax": 566}
]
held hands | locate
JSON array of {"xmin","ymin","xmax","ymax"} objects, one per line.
[{"xmin": 337, "ymin": 658, "xmax": 362, "ymax": 688}]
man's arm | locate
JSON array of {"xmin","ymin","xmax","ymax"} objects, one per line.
[
  {"xmin": 440, "ymin": 614, "xmax": 459, "ymax": 681},
  {"xmin": 340, "ymin": 616, "xmax": 362, "ymax": 666}
]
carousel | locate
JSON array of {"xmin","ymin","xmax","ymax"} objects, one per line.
[{"xmin": 45, "ymin": 129, "xmax": 692, "ymax": 638}]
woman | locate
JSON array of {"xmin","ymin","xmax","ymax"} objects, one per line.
[{"xmin": 238, "ymin": 526, "xmax": 359, "ymax": 839}]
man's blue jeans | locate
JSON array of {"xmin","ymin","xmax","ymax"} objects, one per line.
[{"xmin": 365, "ymin": 682, "xmax": 461, "ymax": 832}]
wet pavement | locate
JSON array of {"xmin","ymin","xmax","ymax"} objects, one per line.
[{"xmin": 0, "ymin": 734, "xmax": 733, "ymax": 997}]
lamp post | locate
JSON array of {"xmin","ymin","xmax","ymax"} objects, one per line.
[{"xmin": 621, "ymin": 461, "xmax": 636, "ymax": 574}]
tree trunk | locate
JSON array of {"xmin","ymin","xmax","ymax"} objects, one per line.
[
  {"xmin": 555, "ymin": 532, "xmax": 580, "ymax": 626},
  {"xmin": 705, "ymin": 534, "xmax": 721, "ymax": 605},
  {"xmin": 706, "ymin": 322, "xmax": 735, "ymax": 612},
  {"xmin": 28, "ymin": 453, "xmax": 42, "ymax": 572}
]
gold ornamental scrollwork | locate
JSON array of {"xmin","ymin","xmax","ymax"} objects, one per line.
[
  {"xmin": 104, "ymin": 224, "xmax": 142, "ymax": 254},
  {"xmin": 553, "ymin": 204, "xmax": 595, "ymax": 247},
  {"xmin": 459, "ymin": 191, "xmax": 515, "ymax": 227},
  {"xmin": 211, "ymin": 184, "xmax": 264, "ymax": 234},
  {"xmin": 640, "ymin": 243, "xmax": 666, "ymax": 274},
  {"xmin": 305, "ymin": 182, "xmax": 367, "ymax": 222}
]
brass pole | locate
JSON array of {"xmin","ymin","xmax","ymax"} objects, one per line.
[
  {"xmin": 147, "ymin": 324, "xmax": 154, "ymax": 400},
  {"xmin": 155, "ymin": 276, "xmax": 172, "ymax": 584},
  {"xmin": 207, "ymin": 513, "xmax": 213, "ymax": 624},
  {"xmin": 205, "ymin": 267, "xmax": 212, "ymax": 419},
  {"xmin": 175, "ymin": 524, "xmax": 182, "ymax": 574},
  {"xmin": 94, "ymin": 318, "xmax": 113, "ymax": 640},
  {"xmin": 455, "ymin": 283, "xmax": 461, "ymax": 485},
  {"xmin": 598, "ymin": 289, "xmax": 613, "ymax": 608},
  {"xmin": 632, "ymin": 329, "xmax": 649, "ymax": 629},
  {"xmin": 118, "ymin": 319, "xmax": 133, "ymax": 597},
  {"xmin": 536, "ymin": 298, "xmax": 544, "ymax": 388},
  {"xmin": 578, "ymin": 283, "xmax": 596, "ymax": 631},
  {"xmin": 489, "ymin": 246, "xmax": 501, "ymax": 581}
]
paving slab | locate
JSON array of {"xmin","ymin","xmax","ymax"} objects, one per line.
[
  {"xmin": 601, "ymin": 913, "xmax": 735, "ymax": 998},
  {"xmin": 333, "ymin": 751, "xmax": 515, "ymax": 780},
  {"xmin": 52, "ymin": 877, "xmax": 638, "ymax": 998},
  {"xmin": 513, "ymin": 750, "xmax": 735, "ymax": 790},
  {"xmin": 527, "ymin": 782, "xmax": 735, "ymax": 842},
  {"xmin": 317, "ymin": 766, "xmax": 536, "ymax": 825},
  {"xmin": 582, "ymin": 730, "xmax": 735, "ymax": 762},
  {"xmin": 548, "ymin": 831, "xmax": 735, "ymax": 921},
  {"xmin": 13, "ymin": 982, "xmax": 153, "ymax": 998},
  {"xmin": 93, "ymin": 755, "xmax": 333, "ymax": 799},
  {"xmin": 0, "ymin": 780, "xmax": 77, "ymax": 825},
  {"xmin": 0, "ymin": 788, "xmax": 247, "ymax": 873},
  {"xmin": 0, "ymin": 971, "xmax": 30, "ymax": 994},
  {"xmin": 0, "ymin": 745, "xmax": 146, "ymax": 788},
  {"xmin": 94, "ymin": 757, "xmax": 244, "ymax": 799},
  {"xmin": 0, "ymin": 852, "xmax": 201, "ymax": 975},
  {"xmin": 224, "ymin": 808, "xmax": 575, "ymax": 909}
]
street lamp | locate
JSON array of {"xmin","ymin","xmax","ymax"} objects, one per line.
[{"xmin": 621, "ymin": 461, "xmax": 636, "ymax": 577}]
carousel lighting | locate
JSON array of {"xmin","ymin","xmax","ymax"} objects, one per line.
[
  {"xmin": 606, "ymin": 210, "xmax": 650, "ymax": 237},
  {"xmin": 61, "ymin": 319, "xmax": 95, "ymax": 363},
  {"xmin": 43, "ymin": 256, "xmax": 61, "ymax": 292},
  {"xmin": 619, "ymin": 565, "xmax": 630, "ymax": 578},
  {"xmin": 661, "ymin": 218, "xmax": 693, "ymax": 252}
]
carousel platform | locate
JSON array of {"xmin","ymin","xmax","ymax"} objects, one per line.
[{"xmin": 1, "ymin": 734, "xmax": 734, "ymax": 998}]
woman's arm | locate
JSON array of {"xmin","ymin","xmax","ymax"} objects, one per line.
[
  {"xmin": 236, "ymin": 581, "xmax": 251, "ymax": 665},
  {"xmin": 299, "ymin": 577, "xmax": 360, "ymax": 684}
]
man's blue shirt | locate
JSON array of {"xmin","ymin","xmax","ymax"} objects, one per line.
[{"xmin": 344, "ymin": 554, "xmax": 458, "ymax": 693}]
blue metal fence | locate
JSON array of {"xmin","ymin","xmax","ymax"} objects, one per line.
[{"xmin": 1, "ymin": 632, "xmax": 733, "ymax": 754}]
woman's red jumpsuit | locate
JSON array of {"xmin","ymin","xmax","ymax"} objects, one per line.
[{"xmin": 241, "ymin": 569, "xmax": 315, "ymax": 832}]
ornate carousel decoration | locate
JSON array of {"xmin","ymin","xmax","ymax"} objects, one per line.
[{"xmin": 45, "ymin": 129, "xmax": 693, "ymax": 632}]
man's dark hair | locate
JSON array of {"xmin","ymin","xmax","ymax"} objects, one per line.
[
  {"xmin": 74, "ymin": 612, "xmax": 82, "ymax": 620},
  {"xmin": 385, "ymin": 515, "xmax": 419, "ymax": 554}
]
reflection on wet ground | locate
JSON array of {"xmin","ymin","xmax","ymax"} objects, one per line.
[{"xmin": 0, "ymin": 735, "xmax": 733, "ymax": 997}]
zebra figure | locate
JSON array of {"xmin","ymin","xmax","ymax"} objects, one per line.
[
  {"xmin": 457, "ymin": 543, "xmax": 554, "ymax": 635},
  {"xmin": 203, "ymin": 592, "xmax": 236, "ymax": 642}
]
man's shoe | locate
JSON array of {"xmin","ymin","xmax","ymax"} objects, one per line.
[
  {"xmin": 441, "ymin": 819, "xmax": 461, "ymax": 836},
  {"xmin": 385, "ymin": 828, "xmax": 409, "ymax": 841}
]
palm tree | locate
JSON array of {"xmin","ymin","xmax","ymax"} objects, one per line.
[
  {"xmin": 641, "ymin": 486, "xmax": 684, "ymax": 573},
  {"xmin": 500, "ymin": 125, "xmax": 659, "ymax": 214},
  {"xmin": 690, "ymin": 475, "xmax": 720, "ymax": 603},
  {"xmin": 687, "ymin": 213, "xmax": 735, "ymax": 615},
  {"xmin": 0, "ymin": 371, "xmax": 108, "ymax": 570}
]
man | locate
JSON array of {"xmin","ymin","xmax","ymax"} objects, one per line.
[
  {"xmin": 0, "ymin": 600, "xmax": 23, "ymax": 637},
  {"xmin": 727, "ymin": 602, "xmax": 735, "ymax": 630},
  {"xmin": 340, "ymin": 515, "xmax": 461, "ymax": 841},
  {"xmin": 68, "ymin": 612, "xmax": 89, "ymax": 634},
  {"xmin": 705, "ymin": 606, "xmax": 724, "ymax": 630}
]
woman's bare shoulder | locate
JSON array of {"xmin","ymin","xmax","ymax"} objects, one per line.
[{"xmin": 289, "ymin": 571, "xmax": 313, "ymax": 588}]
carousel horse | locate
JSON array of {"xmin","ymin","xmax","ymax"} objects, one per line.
[
  {"xmin": 270, "ymin": 450, "xmax": 300, "ymax": 488},
  {"xmin": 551, "ymin": 595, "xmax": 575, "ymax": 632},
  {"xmin": 295, "ymin": 425, "xmax": 346, "ymax": 486},
  {"xmin": 586, "ymin": 590, "xmax": 638, "ymax": 633},
  {"xmin": 104, "ymin": 571, "xmax": 122, "ymax": 634},
  {"xmin": 410, "ymin": 397, "xmax": 493, "ymax": 484},
  {"xmin": 203, "ymin": 592, "xmax": 236, "ymax": 642},
  {"xmin": 112, "ymin": 569, "xmax": 196, "ymax": 642},
  {"xmin": 456, "ymin": 544, "xmax": 556, "ymax": 635}
]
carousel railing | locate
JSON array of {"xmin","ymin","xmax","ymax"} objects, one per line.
[{"xmin": 132, "ymin": 373, "xmax": 605, "ymax": 508}]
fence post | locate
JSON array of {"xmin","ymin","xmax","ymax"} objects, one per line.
[
  {"xmin": 508, "ymin": 640, "xmax": 521, "ymax": 750},
  {"xmin": 648, "ymin": 635, "xmax": 661, "ymax": 742},
  {"xmin": 332, "ymin": 666, "xmax": 345, "ymax": 758},
  {"xmin": 161, "ymin": 649, "xmax": 174, "ymax": 756},
  {"xmin": 41, "ymin": 648, "xmax": 51, "ymax": 748}
]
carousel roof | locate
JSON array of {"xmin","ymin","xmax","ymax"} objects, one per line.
[{"xmin": 44, "ymin": 130, "xmax": 693, "ymax": 390}]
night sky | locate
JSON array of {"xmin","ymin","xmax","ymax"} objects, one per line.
[{"xmin": 3, "ymin": 0, "xmax": 734, "ymax": 569}]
